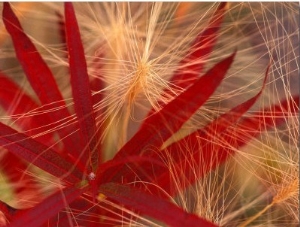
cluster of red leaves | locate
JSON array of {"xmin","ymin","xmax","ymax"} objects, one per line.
[{"xmin": 0, "ymin": 2, "xmax": 298, "ymax": 227}]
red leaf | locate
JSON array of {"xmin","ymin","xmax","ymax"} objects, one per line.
[
  {"xmin": 229, "ymin": 95, "xmax": 299, "ymax": 146},
  {"xmin": 0, "ymin": 73, "xmax": 56, "ymax": 144},
  {"xmin": 169, "ymin": 2, "xmax": 227, "ymax": 88},
  {"xmin": 158, "ymin": 95, "xmax": 299, "ymax": 195},
  {"xmin": 0, "ymin": 74, "xmax": 70, "ymax": 196},
  {"xmin": 0, "ymin": 122, "xmax": 83, "ymax": 184},
  {"xmin": 2, "ymin": 3, "xmax": 64, "ymax": 112},
  {"xmin": 95, "ymin": 155, "xmax": 164, "ymax": 187},
  {"xmin": 64, "ymin": 2, "xmax": 100, "ymax": 172},
  {"xmin": 45, "ymin": 195, "xmax": 100, "ymax": 227},
  {"xmin": 90, "ymin": 52, "xmax": 105, "ymax": 107},
  {"xmin": 146, "ymin": 2, "xmax": 227, "ymax": 117},
  {"xmin": 2, "ymin": 3, "xmax": 82, "ymax": 161},
  {"xmin": 0, "ymin": 75, "xmax": 48, "ymax": 192},
  {"xmin": 154, "ymin": 69, "xmax": 269, "ymax": 194},
  {"xmin": 99, "ymin": 183, "xmax": 218, "ymax": 227},
  {"xmin": 0, "ymin": 73, "xmax": 88, "ymax": 183},
  {"xmin": 102, "ymin": 52, "xmax": 235, "ymax": 183},
  {"xmin": 111, "ymin": 65, "xmax": 269, "ymax": 189},
  {"xmin": 119, "ymin": 52, "xmax": 235, "ymax": 157},
  {"xmin": 0, "ymin": 152, "xmax": 36, "ymax": 197},
  {"xmin": 0, "ymin": 200, "xmax": 17, "ymax": 224},
  {"xmin": 9, "ymin": 184, "xmax": 88, "ymax": 227}
]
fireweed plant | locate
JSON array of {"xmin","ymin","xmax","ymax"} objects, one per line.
[{"xmin": 0, "ymin": 2, "xmax": 298, "ymax": 227}]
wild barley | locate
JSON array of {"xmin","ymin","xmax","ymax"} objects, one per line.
[{"xmin": 0, "ymin": 2, "xmax": 298, "ymax": 227}]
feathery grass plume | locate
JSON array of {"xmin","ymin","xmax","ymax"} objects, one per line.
[{"xmin": 0, "ymin": 2, "xmax": 298, "ymax": 226}]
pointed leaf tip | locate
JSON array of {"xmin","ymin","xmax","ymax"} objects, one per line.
[
  {"xmin": 2, "ymin": 2, "xmax": 83, "ymax": 162},
  {"xmin": 101, "ymin": 52, "xmax": 236, "ymax": 184},
  {"xmin": 119, "ymin": 51, "xmax": 236, "ymax": 157},
  {"xmin": 64, "ymin": 2, "xmax": 101, "ymax": 171},
  {"xmin": 147, "ymin": 2, "xmax": 229, "ymax": 116}
]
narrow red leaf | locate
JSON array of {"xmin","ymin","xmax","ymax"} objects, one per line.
[
  {"xmin": 0, "ymin": 200, "xmax": 17, "ymax": 224},
  {"xmin": 95, "ymin": 155, "xmax": 164, "ymax": 188},
  {"xmin": 111, "ymin": 66, "xmax": 269, "ymax": 188},
  {"xmin": 0, "ymin": 75, "xmax": 48, "ymax": 192},
  {"xmin": 152, "ymin": 65, "xmax": 270, "ymax": 190},
  {"xmin": 9, "ymin": 184, "xmax": 88, "ymax": 227},
  {"xmin": 157, "ymin": 95, "xmax": 299, "ymax": 195},
  {"xmin": 101, "ymin": 52, "xmax": 235, "ymax": 184},
  {"xmin": 99, "ymin": 183, "xmax": 218, "ymax": 227},
  {"xmin": 169, "ymin": 2, "xmax": 228, "ymax": 88},
  {"xmin": 0, "ymin": 122, "xmax": 83, "ymax": 184},
  {"xmin": 3, "ymin": 2, "xmax": 86, "ymax": 167},
  {"xmin": 0, "ymin": 74, "xmax": 76, "ymax": 196},
  {"xmin": 64, "ymin": 2, "xmax": 100, "ymax": 172},
  {"xmin": 0, "ymin": 73, "xmax": 55, "ymax": 144},
  {"xmin": 48, "ymin": 193, "xmax": 135, "ymax": 227},
  {"xmin": 118, "ymin": 52, "xmax": 235, "ymax": 158},
  {"xmin": 228, "ymin": 95, "xmax": 299, "ymax": 146},
  {"xmin": 2, "ymin": 3, "xmax": 83, "ymax": 161},
  {"xmin": 146, "ymin": 2, "xmax": 227, "ymax": 117},
  {"xmin": 0, "ymin": 73, "xmax": 88, "ymax": 184},
  {"xmin": 2, "ymin": 2, "xmax": 65, "ymax": 113},
  {"xmin": 45, "ymin": 195, "xmax": 100, "ymax": 227},
  {"xmin": 90, "ymin": 52, "xmax": 105, "ymax": 107},
  {"xmin": 0, "ymin": 152, "xmax": 36, "ymax": 196}
]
